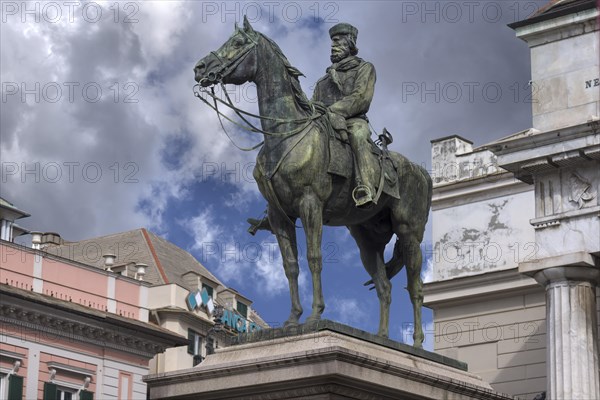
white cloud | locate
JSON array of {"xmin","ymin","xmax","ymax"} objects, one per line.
[
  {"xmin": 133, "ymin": 2, "xmax": 193, "ymax": 61},
  {"xmin": 182, "ymin": 209, "xmax": 307, "ymax": 297},
  {"xmin": 422, "ymin": 257, "xmax": 434, "ymax": 284},
  {"xmin": 327, "ymin": 297, "xmax": 368, "ymax": 326},
  {"xmin": 186, "ymin": 208, "xmax": 224, "ymax": 249}
]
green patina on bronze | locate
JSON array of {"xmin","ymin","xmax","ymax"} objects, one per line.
[{"xmin": 194, "ymin": 17, "xmax": 432, "ymax": 347}]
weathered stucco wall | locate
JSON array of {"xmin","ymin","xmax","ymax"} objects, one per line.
[
  {"xmin": 433, "ymin": 190, "xmax": 536, "ymax": 281},
  {"xmin": 430, "ymin": 135, "xmax": 536, "ymax": 282}
]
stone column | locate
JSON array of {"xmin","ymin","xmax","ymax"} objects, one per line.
[{"xmin": 533, "ymin": 266, "xmax": 600, "ymax": 400}]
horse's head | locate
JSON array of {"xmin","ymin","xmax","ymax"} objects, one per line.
[{"xmin": 194, "ymin": 16, "xmax": 259, "ymax": 87}]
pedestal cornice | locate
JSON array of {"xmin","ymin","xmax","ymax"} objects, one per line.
[{"xmin": 145, "ymin": 326, "xmax": 515, "ymax": 400}]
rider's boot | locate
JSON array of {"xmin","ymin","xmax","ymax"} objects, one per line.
[
  {"xmin": 349, "ymin": 132, "xmax": 375, "ymax": 208},
  {"xmin": 247, "ymin": 214, "xmax": 272, "ymax": 235}
]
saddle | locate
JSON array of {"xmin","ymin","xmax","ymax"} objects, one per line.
[{"xmin": 326, "ymin": 121, "xmax": 401, "ymax": 201}]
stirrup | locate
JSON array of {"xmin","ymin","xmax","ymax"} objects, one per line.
[
  {"xmin": 247, "ymin": 217, "xmax": 271, "ymax": 235},
  {"xmin": 352, "ymin": 185, "xmax": 374, "ymax": 207}
]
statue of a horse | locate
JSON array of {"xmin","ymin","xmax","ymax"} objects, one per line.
[{"xmin": 194, "ymin": 17, "xmax": 432, "ymax": 347}]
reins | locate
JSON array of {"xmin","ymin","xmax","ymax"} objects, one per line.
[
  {"xmin": 194, "ymin": 30, "xmax": 323, "ymax": 229},
  {"xmin": 193, "ymin": 83, "xmax": 320, "ymax": 151}
]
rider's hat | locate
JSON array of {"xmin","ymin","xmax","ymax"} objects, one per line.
[{"xmin": 329, "ymin": 23, "xmax": 358, "ymax": 41}]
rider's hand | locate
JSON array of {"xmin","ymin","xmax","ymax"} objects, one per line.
[{"xmin": 327, "ymin": 110, "xmax": 347, "ymax": 131}]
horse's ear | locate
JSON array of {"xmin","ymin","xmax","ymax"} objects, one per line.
[
  {"xmin": 234, "ymin": 21, "xmax": 239, "ymax": 31},
  {"xmin": 243, "ymin": 15, "xmax": 255, "ymax": 33}
]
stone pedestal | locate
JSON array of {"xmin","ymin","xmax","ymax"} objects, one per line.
[
  {"xmin": 532, "ymin": 265, "xmax": 600, "ymax": 400},
  {"xmin": 144, "ymin": 321, "xmax": 514, "ymax": 400}
]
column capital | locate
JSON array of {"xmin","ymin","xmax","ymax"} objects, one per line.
[
  {"xmin": 519, "ymin": 251, "xmax": 599, "ymax": 287},
  {"xmin": 533, "ymin": 265, "xmax": 600, "ymax": 287}
]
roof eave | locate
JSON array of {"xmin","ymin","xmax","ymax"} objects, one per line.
[{"xmin": 508, "ymin": 0, "xmax": 597, "ymax": 29}]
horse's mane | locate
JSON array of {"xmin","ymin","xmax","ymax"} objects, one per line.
[{"xmin": 257, "ymin": 32, "xmax": 313, "ymax": 114}]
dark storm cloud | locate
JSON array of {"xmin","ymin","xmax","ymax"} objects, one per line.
[{"xmin": 1, "ymin": 0, "xmax": 546, "ymax": 240}]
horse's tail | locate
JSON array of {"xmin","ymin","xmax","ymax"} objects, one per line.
[
  {"xmin": 423, "ymin": 165, "xmax": 433, "ymax": 225},
  {"xmin": 385, "ymin": 239, "xmax": 405, "ymax": 280}
]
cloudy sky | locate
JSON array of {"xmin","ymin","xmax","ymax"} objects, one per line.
[{"xmin": 1, "ymin": 0, "xmax": 546, "ymax": 348}]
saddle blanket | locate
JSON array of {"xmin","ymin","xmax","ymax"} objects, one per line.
[{"xmin": 327, "ymin": 137, "xmax": 401, "ymax": 200}]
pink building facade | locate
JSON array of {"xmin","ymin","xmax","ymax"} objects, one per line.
[{"xmin": 0, "ymin": 239, "xmax": 186, "ymax": 400}]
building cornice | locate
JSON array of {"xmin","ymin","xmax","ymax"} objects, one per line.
[
  {"xmin": 509, "ymin": 0, "xmax": 597, "ymax": 30},
  {"xmin": 487, "ymin": 121, "xmax": 600, "ymax": 183},
  {"xmin": 46, "ymin": 362, "xmax": 95, "ymax": 377},
  {"xmin": 0, "ymin": 201, "xmax": 31, "ymax": 219},
  {"xmin": 0, "ymin": 284, "xmax": 187, "ymax": 358},
  {"xmin": 430, "ymin": 134, "xmax": 473, "ymax": 145},
  {"xmin": 423, "ymin": 268, "xmax": 540, "ymax": 307},
  {"xmin": 488, "ymin": 121, "xmax": 599, "ymax": 156},
  {"xmin": 433, "ymin": 172, "xmax": 533, "ymax": 210}
]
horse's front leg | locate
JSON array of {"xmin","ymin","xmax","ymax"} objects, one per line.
[
  {"xmin": 299, "ymin": 189, "xmax": 324, "ymax": 324},
  {"xmin": 269, "ymin": 208, "xmax": 303, "ymax": 327}
]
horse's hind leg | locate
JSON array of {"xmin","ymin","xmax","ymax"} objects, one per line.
[
  {"xmin": 405, "ymin": 234, "xmax": 424, "ymax": 348},
  {"xmin": 269, "ymin": 209, "xmax": 303, "ymax": 327},
  {"xmin": 394, "ymin": 223, "xmax": 425, "ymax": 348},
  {"xmin": 348, "ymin": 225, "xmax": 392, "ymax": 337}
]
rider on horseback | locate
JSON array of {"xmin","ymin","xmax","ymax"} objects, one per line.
[
  {"xmin": 248, "ymin": 22, "xmax": 377, "ymax": 234},
  {"xmin": 313, "ymin": 22, "xmax": 377, "ymax": 208}
]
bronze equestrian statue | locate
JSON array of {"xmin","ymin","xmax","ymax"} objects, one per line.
[{"xmin": 194, "ymin": 18, "xmax": 432, "ymax": 347}]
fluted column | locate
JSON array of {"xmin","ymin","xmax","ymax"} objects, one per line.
[{"xmin": 534, "ymin": 266, "xmax": 600, "ymax": 400}]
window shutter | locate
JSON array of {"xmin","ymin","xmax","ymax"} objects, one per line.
[
  {"xmin": 236, "ymin": 302, "xmax": 248, "ymax": 319},
  {"xmin": 201, "ymin": 284, "xmax": 213, "ymax": 298},
  {"xmin": 7, "ymin": 375, "xmax": 23, "ymax": 400},
  {"xmin": 187, "ymin": 329, "xmax": 194, "ymax": 354},
  {"xmin": 79, "ymin": 390, "xmax": 94, "ymax": 400},
  {"xmin": 42, "ymin": 382, "xmax": 58, "ymax": 400}
]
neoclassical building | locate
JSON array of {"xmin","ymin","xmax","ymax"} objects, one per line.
[{"xmin": 425, "ymin": 1, "xmax": 599, "ymax": 399}]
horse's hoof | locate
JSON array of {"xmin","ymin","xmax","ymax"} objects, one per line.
[
  {"xmin": 377, "ymin": 331, "xmax": 389, "ymax": 339},
  {"xmin": 304, "ymin": 316, "xmax": 321, "ymax": 330},
  {"xmin": 283, "ymin": 319, "xmax": 299, "ymax": 329}
]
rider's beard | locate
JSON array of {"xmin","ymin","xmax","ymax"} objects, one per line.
[{"xmin": 330, "ymin": 46, "xmax": 349, "ymax": 63}]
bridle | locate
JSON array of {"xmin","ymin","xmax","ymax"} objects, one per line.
[
  {"xmin": 193, "ymin": 29, "xmax": 321, "ymax": 151},
  {"xmin": 198, "ymin": 28, "xmax": 258, "ymax": 89}
]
